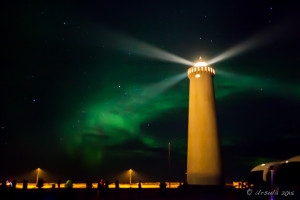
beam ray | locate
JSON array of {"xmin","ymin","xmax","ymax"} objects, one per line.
[{"xmin": 103, "ymin": 31, "xmax": 194, "ymax": 66}]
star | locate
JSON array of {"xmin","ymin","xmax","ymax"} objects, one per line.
[
  {"xmin": 1, "ymin": 126, "xmax": 4, "ymax": 129},
  {"xmin": 199, "ymin": 37, "xmax": 202, "ymax": 40},
  {"xmin": 118, "ymin": 85, "xmax": 121, "ymax": 88},
  {"xmin": 270, "ymin": 7, "xmax": 273, "ymax": 10},
  {"xmin": 33, "ymin": 98, "xmax": 36, "ymax": 102},
  {"xmin": 63, "ymin": 21, "xmax": 66, "ymax": 25}
]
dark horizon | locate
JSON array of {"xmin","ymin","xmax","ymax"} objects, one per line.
[{"xmin": 1, "ymin": 0, "xmax": 300, "ymax": 183}]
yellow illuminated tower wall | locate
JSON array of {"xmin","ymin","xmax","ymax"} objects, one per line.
[{"xmin": 187, "ymin": 58, "xmax": 222, "ymax": 185}]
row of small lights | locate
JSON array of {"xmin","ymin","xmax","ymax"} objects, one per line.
[{"xmin": 187, "ymin": 66, "xmax": 215, "ymax": 77}]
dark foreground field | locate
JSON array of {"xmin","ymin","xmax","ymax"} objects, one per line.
[{"xmin": 0, "ymin": 187, "xmax": 299, "ymax": 200}]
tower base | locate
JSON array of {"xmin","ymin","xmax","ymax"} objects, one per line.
[{"xmin": 187, "ymin": 173, "xmax": 223, "ymax": 186}]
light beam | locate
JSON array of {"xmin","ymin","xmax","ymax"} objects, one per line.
[
  {"xmin": 103, "ymin": 30, "xmax": 194, "ymax": 66},
  {"xmin": 207, "ymin": 23, "xmax": 292, "ymax": 65},
  {"xmin": 141, "ymin": 72, "xmax": 187, "ymax": 98}
]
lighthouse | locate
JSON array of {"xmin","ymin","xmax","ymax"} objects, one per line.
[{"xmin": 187, "ymin": 57, "xmax": 223, "ymax": 185}]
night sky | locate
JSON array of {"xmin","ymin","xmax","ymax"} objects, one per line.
[{"xmin": 1, "ymin": 1, "xmax": 299, "ymax": 183}]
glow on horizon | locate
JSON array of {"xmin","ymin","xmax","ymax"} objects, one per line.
[{"xmin": 14, "ymin": 182, "xmax": 181, "ymax": 189}]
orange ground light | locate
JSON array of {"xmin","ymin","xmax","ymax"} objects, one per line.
[{"xmin": 13, "ymin": 182, "xmax": 181, "ymax": 189}]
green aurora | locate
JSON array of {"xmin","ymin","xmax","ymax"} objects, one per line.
[
  {"xmin": 1, "ymin": 1, "xmax": 299, "ymax": 182},
  {"xmin": 61, "ymin": 59, "xmax": 300, "ymax": 166}
]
